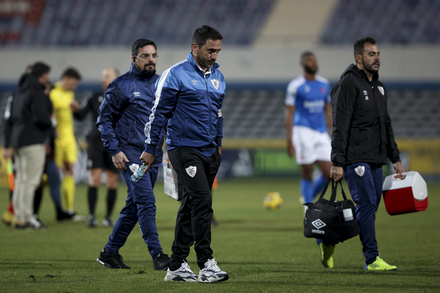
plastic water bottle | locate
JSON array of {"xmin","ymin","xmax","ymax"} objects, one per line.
[{"xmin": 131, "ymin": 164, "xmax": 147, "ymax": 182}]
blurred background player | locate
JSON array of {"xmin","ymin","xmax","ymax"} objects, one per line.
[
  {"xmin": 50, "ymin": 67, "xmax": 85, "ymax": 220},
  {"xmin": 284, "ymin": 51, "xmax": 332, "ymax": 209},
  {"xmin": 73, "ymin": 67, "xmax": 120, "ymax": 228}
]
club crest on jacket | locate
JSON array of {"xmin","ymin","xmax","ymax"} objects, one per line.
[{"xmin": 211, "ymin": 79, "xmax": 219, "ymax": 90}]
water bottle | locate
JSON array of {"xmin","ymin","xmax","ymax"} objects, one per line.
[{"xmin": 131, "ymin": 164, "xmax": 147, "ymax": 182}]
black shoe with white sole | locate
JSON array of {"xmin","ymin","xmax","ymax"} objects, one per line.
[{"xmin": 97, "ymin": 249, "xmax": 130, "ymax": 269}]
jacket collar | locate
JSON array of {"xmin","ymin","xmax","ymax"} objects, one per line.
[
  {"xmin": 186, "ymin": 52, "xmax": 219, "ymax": 75},
  {"xmin": 342, "ymin": 63, "xmax": 379, "ymax": 82}
]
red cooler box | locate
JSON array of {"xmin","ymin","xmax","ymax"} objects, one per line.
[{"xmin": 382, "ymin": 171, "xmax": 428, "ymax": 215}]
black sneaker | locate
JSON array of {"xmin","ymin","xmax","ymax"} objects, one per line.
[
  {"xmin": 153, "ymin": 253, "xmax": 171, "ymax": 270},
  {"xmin": 56, "ymin": 210, "xmax": 75, "ymax": 221},
  {"xmin": 87, "ymin": 215, "xmax": 98, "ymax": 228},
  {"xmin": 97, "ymin": 249, "xmax": 130, "ymax": 269}
]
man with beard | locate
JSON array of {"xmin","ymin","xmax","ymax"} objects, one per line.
[
  {"xmin": 95, "ymin": 39, "xmax": 170, "ymax": 270},
  {"xmin": 327, "ymin": 37, "xmax": 405, "ymax": 270},
  {"xmin": 73, "ymin": 67, "xmax": 120, "ymax": 228},
  {"xmin": 284, "ymin": 51, "xmax": 333, "ymax": 210}
]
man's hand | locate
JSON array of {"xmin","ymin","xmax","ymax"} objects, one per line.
[
  {"xmin": 112, "ymin": 151, "xmax": 129, "ymax": 171},
  {"xmin": 140, "ymin": 151, "xmax": 155, "ymax": 174},
  {"xmin": 70, "ymin": 100, "xmax": 79, "ymax": 112},
  {"xmin": 287, "ymin": 140, "xmax": 295, "ymax": 158},
  {"xmin": 393, "ymin": 161, "xmax": 406, "ymax": 179},
  {"xmin": 217, "ymin": 146, "xmax": 222, "ymax": 156},
  {"xmin": 3, "ymin": 147, "xmax": 13, "ymax": 159},
  {"xmin": 330, "ymin": 166, "xmax": 344, "ymax": 182}
]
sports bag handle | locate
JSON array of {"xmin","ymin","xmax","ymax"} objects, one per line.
[
  {"xmin": 330, "ymin": 179, "xmax": 348, "ymax": 202},
  {"xmin": 317, "ymin": 178, "xmax": 348, "ymax": 202},
  {"xmin": 317, "ymin": 178, "xmax": 332, "ymax": 201}
]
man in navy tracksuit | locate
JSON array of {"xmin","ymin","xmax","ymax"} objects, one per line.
[
  {"xmin": 329, "ymin": 37, "xmax": 405, "ymax": 270},
  {"xmin": 96, "ymin": 39, "xmax": 170, "ymax": 270},
  {"xmin": 142, "ymin": 25, "xmax": 229, "ymax": 283}
]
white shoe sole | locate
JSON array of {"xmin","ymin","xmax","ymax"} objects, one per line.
[
  {"xmin": 164, "ymin": 273, "xmax": 198, "ymax": 282},
  {"xmin": 198, "ymin": 274, "xmax": 229, "ymax": 283}
]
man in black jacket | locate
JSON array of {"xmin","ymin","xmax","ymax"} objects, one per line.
[
  {"xmin": 73, "ymin": 67, "xmax": 120, "ymax": 228},
  {"xmin": 328, "ymin": 37, "xmax": 405, "ymax": 270},
  {"xmin": 4, "ymin": 62, "xmax": 53, "ymax": 229}
]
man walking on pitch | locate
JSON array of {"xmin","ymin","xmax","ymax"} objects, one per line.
[
  {"xmin": 328, "ymin": 37, "xmax": 405, "ymax": 270},
  {"xmin": 96, "ymin": 39, "xmax": 170, "ymax": 270},
  {"xmin": 142, "ymin": 25, "xmax": 228, "ymax": 283},
  {"xmin": 284, "ymin": 51, "xmax": 333, "ymax": 209}
]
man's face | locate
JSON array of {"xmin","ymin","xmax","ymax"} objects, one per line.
[
  {"xmin": 63, "ymin": 77, "xmax": 79, "ymax": 91},
  {"xmin": 101, "ymin": 68, "xmax": 118, "ymax": 91},
  {"xmin": 192, "ymin": 39, "xmax": 222, "ymax": 71},
  {"xmin": 132, "ymin": 45, "xmax": 157, "ymax": 77},
  {"xmin": 301, "ymin": 54, "xmax": 318, "ymax": 75},
  {"xmin": 359, "ymin": 43, "xmax": 380, "ymax": 74}
]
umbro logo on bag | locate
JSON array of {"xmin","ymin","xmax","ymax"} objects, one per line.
[
  {"xmin": 311, "ymin": 219, "xmax": 326, "ymax": 234},
  {"xmin": 312, "ymin": 219, "xmax": 326, "ymax": 229},
  {"xmin": 185, "ymin": 166, "xmax": 197, "ymax": 178}
]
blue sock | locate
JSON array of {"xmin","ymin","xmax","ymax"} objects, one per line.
[
  {"xmin": 301, "ymin": 178, "xmax": 313, "ymax": 204},
  {"xmin": 312, "ymin": 175, "xmax": 327, "ymax": 200}
]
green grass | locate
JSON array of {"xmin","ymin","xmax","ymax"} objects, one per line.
[{"xmin": 1, "ymin": 177, "xmax": 439, "ymax": 292}]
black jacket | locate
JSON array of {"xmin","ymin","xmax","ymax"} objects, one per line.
[
  {"xmin": 73, "ymin": 91, "xmax": 106, "ymax": 151},
  {"xmin": 330, "ymin": 64, "xmax": 400, "ymax": 167},
  {"xmin": 5, "ymin": 74, "xmax": 52, "ymax": 149}
]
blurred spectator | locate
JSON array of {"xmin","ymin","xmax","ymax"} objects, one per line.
[
  {"xmin": 1, "ymin": 65, "xmax": 32, "ymax": 227},
  {"xmin": 50, "ymin": 67, "xmax": 85, "ymax": 220},
  {"xmin": 73, "ymin": 67, "xmax": 120, "ymax": 228},
  {"xmin": 4, "ymin": 62, "xmax": 53, "ymax": 229},
  {"xmin": 284, "ymin": 51, "xmax": 332, "ymax": 209}
]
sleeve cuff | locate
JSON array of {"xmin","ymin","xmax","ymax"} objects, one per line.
[
  {"xmin": 145, "ymin": 144, "xmax": 157, "ymax": 154},
  {"xmin": 215, "ymin": 137, "xmax": 222, "ymax": 147},
  {"xmin": 332, "ymin": 162, "xmax": 344, "ymax": 167}
]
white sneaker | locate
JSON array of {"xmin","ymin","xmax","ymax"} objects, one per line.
[
  {"xmin": 164, "ymin": 261, "xmax": 198, "ymax": 282},
  {"xmin": 198, "ymin": 258, "xmax": 229, "ymax": 283}
]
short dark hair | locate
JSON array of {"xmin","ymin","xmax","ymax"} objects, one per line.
[
  {"xmin": 30, "ymin": 62, "xmax": 50, "ymax": 77},
  {"xmin": 300, "ymin": 51, "xmax": 315, "ymax": 62},
  {"xmin": 192, "ymin": 25, "xmax": 223, "ymax": 49},
  {"xmin": 132, "ymin": 38, "xmax": 157, "ymax": 57},
  {"xmin": 354, "ymin": 37, "xmax": 377, "ymax": 61},
  {"xmin": 62, "ymin": 67, "xmax": 81, "ymax": 80}
]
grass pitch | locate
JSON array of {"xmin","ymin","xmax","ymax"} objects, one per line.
[{"xmin": 0, "ymin": 177, "xmax": 439, "ymax": 292}]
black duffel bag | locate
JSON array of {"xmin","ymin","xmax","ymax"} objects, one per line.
[{"xmin": 304, "ymin": 179, "xmax": 360, "ymax": 245}]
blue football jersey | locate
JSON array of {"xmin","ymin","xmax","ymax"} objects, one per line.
[{"xmin": 285, "ymin": 75, "xmax": 331, "ymax": 133}]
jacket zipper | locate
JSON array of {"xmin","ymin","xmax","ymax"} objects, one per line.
[{"xmin": 204, "ymin": 73, "xmax": 212, "ymax": 143}]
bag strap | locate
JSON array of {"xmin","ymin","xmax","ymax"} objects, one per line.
[
  {"xmin": 330, "ymin": 179, "xmax": 348, "ymax": 202},
  {"xmin": 317, "ymin": 178, "xmax": 332, "ymax": 200}
]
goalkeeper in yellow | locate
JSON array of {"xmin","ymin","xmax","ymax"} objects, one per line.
[{"xmin": 50, "ymin": 68, "xmax": 82, "ymax": 217}]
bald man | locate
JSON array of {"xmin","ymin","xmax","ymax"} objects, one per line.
[{"xmin": 73, "ymin": 67, "xmax": 120, "ymax": 227}]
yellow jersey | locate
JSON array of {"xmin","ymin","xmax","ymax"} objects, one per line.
[{"xmin": 50, "ymin": 82, "xmax": 76, "ymax": 145}]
